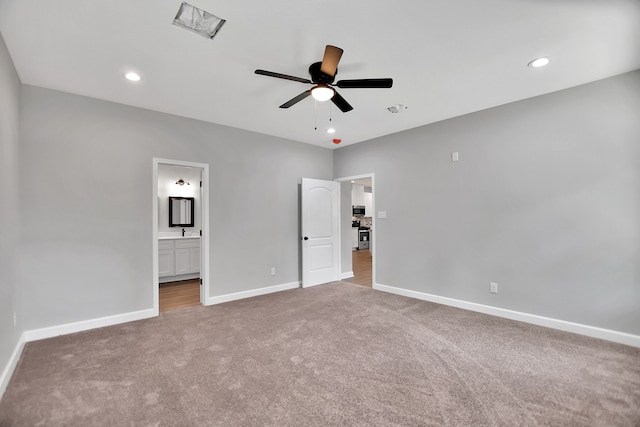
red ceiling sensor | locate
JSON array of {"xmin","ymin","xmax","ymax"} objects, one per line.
[{"xmin": 333, "ymin": 138, "xmax": 342, "ymax": 144}]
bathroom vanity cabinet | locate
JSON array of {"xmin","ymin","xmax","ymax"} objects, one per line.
[{"xmin": 158, "ymin": 237, "xmax": 200, "ymax": 283}]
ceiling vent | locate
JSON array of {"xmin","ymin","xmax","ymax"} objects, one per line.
[
  {"xmin": 172, "ymin": 2, "xmax": 226, "ymax": 40},
  {"xmin": 387, "ymin": 104, "xmax": 407, "ymax": 113}
]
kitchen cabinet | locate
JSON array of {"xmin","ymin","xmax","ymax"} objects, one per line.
[
  {"xmin": 351, "ymin": 183, "xmax": 365, "ymax": 207},
  {"xmin": 363, "ymin": 192, "xmax": 372, "ymax": 218},
  {"xmin": 159, "ymin": 237, "xmax": 200, "ymax": 282},
  {"xmin": 352, "ymin": 228, "xmax": 358, "ymax": 249}
]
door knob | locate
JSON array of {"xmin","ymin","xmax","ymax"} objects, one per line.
[{"xmin": 303, "ymin": 236, "xmax": 309, "ymax": 240}]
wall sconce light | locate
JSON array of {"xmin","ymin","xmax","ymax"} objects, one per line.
[{"xmin": 176, "ymin": 179, "xmax": 190, "ymax": 186}]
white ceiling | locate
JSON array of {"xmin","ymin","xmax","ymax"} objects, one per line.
[{"xmin": 1, "ymin": 0, "xmax": 639, "ymax": 149}]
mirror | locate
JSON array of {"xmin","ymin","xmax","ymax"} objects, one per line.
[{"xmin": 169, "ymin": 196, "xmax": 195, "ymax": 227}]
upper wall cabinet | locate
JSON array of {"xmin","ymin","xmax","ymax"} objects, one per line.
[
  {"xmin": 351, "ymin": 184, "xmax": 365, "ymax": 207},
  {"xmin": 363, "ymin": 192, "xmax": 373, "ymax": 217}
]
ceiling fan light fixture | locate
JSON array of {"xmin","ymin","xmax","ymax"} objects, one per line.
[
  {"xmin": 311, "ymin": 85, "xmax": 335, "ymax": 102},
  {"xmin": 173, "ymin": 2, "xmax": 226, "ymax": 40}
]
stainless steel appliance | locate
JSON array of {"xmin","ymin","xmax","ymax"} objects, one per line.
[
  {"xmin": 352, "ymin": 205, "xmax": 365, "ymax": 216},
  {"xmin": 358, "ymin": 228, "xmax": 370, "ymax": 250}
]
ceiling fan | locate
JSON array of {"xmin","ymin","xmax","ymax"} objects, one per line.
[{"xmin": 255, "ymin": 45, "xmax": 393, "ymax": 112}]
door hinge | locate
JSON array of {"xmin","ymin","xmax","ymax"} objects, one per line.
[
  {"xmin": 200, "ymin": 181, "xmax": 202, "ymax": 187},
  {"xmin": 200, "ymin": 279, "xmax": 203, "ymax": 285},
  {"xmin": 199, "ymin": 229, "xmax": 202, "ymax": 236}
]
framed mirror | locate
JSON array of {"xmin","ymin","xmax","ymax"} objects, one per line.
[{"xmin": 169, "ymin": 196, "xmax": 195, "ymax": 227}]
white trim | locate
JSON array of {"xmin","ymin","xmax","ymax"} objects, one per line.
[
  {"xmin": 159, "ymin": 273, "xmax": 200, "ymax": 284},
  {"xmin": 341, "ymin": 271, "xmax": 354, "ymax": 280},
  {"xmin": 152, "ymin": 161, "xmax": 159, "ymax": 316},
  {"xmin": 206, "ymin": 281, "xmax": 300, "ymax": 306},
  {"xmin": 0, "ymin": 333, "xmax": 26, "ymax": 399},
  {"xmin": 374, "ymin": 283, "xmax": 640, "ymax": 348},
  {"xmin": 23, "ymin": 309, "xmax": 155, "ymax": 342},
  {"xmin": 200, "ymin": 165, "xmax": 211, "ymax": 305}
]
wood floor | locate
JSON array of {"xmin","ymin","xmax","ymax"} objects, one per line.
[
  {"xmin": 159, "ymin": 250, "xmax": 372, "ymax": 311},
  {"xmin": 159, "ymin": 279, "xmax": 200, "ymax": 312},
  {"xmin": 345, "ymin": 249, "xmax": 372, "ymax": 287}
]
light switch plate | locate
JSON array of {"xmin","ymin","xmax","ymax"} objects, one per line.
[
  {"xmin": 452, "ymin": 152, "xmax": 459, "ymax": 162},
  {"xmin": 378, "ymin": 211, "xmax": 387, "ymax": 219}
]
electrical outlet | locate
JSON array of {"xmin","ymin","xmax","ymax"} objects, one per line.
[
  {"xmin": 490, "ymin": 282, "xmax": 498, "ymax": 294},
  {"xmin": 271, "ymin": 267, "xmax": 276, "ymax": 276}
]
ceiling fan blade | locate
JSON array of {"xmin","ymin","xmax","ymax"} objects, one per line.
[
  {"xmin": 279, "ymin": 90, "xmax": 312, "ymax": 108},
  {"xmin": 331, "ymin": 90, "xmax": 353, "ymax": 112},
  {"xmin": 335, "ymin": 78, "xmax": 393, "ymax": 89},
  {"xmin": 320, "ymin": 45, "xmax": 344, "ymax": 77},
  {"xmin": 255, "ymin": 69, "xmax": 312, "ymax": 84}
]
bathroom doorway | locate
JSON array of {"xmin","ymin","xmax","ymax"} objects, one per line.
[{"xmin": 152, "ymin": 159, "xmax": 210, "ymax": 316}]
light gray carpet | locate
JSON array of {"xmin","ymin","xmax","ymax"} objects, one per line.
[{"xmin": 1, "ymin": 282, "xmax": 639, "ymax": 426}]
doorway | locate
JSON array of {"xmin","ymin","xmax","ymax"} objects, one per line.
[
  {"xmin": 152, "ymin": 158, "xmax": 210, "ymax": 316},
  {"xmin": 336, "ymin": 174, "xmax": 375, "ymax": 288}
]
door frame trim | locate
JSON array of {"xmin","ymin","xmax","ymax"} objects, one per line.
[
  {"xmin": 334, "ymin": 173, "xmax": 376, "ymax": 288},
  {"xmin": 152, "ymin": 158, "xmax": 210, "ymax": 316}
]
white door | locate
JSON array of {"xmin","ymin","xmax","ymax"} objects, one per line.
[{"xmin": 301, "ymin": 178, "xmax": 340, "ymax": 287}]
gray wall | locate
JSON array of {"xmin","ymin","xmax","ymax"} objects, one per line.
[
  {"xmin": 19, "ymin": 85, "xmax": 332, "ymax": 331},
  {"xmin": 0, "ymin": 33, "xmax": 22, "ymax": 377},
  {"xmin": 334, "ymin": 70, "xmax": 640, "ymax": 335}
]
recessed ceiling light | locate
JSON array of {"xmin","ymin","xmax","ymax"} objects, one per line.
[
  {"xmin": 528, "ymin": 57, "xmax": 550, "ymax": 68},
  {"xmin": 327, "ymin": 128, "xmax": 336, "ymax": 134},
  {"xmin": 125, "ymin": 72, "xmax": 141, "ymax": 82}
]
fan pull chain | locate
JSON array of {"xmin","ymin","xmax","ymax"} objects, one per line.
[{"xmin": 314, "ymin": 99, "xmax": 318, "ymax": 130}]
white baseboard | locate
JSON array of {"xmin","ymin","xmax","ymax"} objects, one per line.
[
  {"xmin": 374, "ymin": 283, "xmax": 640, "ymax": 348},
  {"xmin": 206, "ymin": 281, "xmax": 300, "ymax": 306},
  {"xmin": 1, "ymin": 308, "xmax": 154, "ymax": 399},
  {"xmin": 2, "ymin": 281, "xmax": 302, "ymax": 399},
  {"xmin": 341, "ymin": 271, "xmax": 354, "ymax": 280},
  {"xmin": 0, "ymin": 332, "xmax": 26, "ymax": 400},
  {"xmin": 159, "ymin": 273, "xmax": 199, "ymax": 284},
  {"xmin": 23, "ymin": 309, "xmax": 155, "ymax": 343}
]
